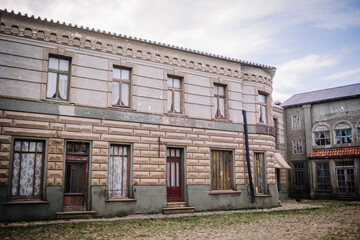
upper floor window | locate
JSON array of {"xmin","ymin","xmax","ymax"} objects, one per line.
[
  {"xmin": 112, "ymin": 67, "xmax": 130, "ymax": 107},
  {"xmin": 292, "ymin": 139, "xmax": 303, "ymax": 154},
  {"xmin": 291, "ymin": 115, "xmax": 301, "ymax": 130},
  {"xmin": 273, "ymin": 118, "xmax": 279, "ymax": 149},
  {"xmin": 315, "ymin": 131, "xmax": 330, "ymax": 146},
  {"xmin": 167, "ymin": 77, "xmax": 182, "ymax": 113},
  {"xmin": 11, "ymin": 139, "xmax": 45, "ymax": 200},
  {"xmin": 214, "ymin": 84, "xmax": 226, "ymax": 119},
  {"xmin": 46, "ymin": 56, "xmax": 70, "ymax": 100},
  {"xmin": 336, "ymin": 129, "xmax": 352, "ymax": 144},
  {"xmin": 258, "ymin": 94, "xmax": 267, "ymax": 124}
]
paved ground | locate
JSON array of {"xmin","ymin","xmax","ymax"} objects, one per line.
[{"xmin": 0, "ymin": 200, "xmax": 359, "ymax": 239}]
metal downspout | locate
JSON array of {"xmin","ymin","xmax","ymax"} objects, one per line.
[{"xmin": 242, "ymin": 110, "xmax": 255, "ymax": 203}]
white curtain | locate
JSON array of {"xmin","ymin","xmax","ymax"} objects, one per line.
[
  {"xmin": 219, "ymin": 98, "xmax": 225, "ymax": 117},
  {"xmin": 174, "ymin": 91, "xmax": 180, "ymax": 113},
  {"xmin": 167, "ymin": 91, "xmax": 173, "ymax": 112},
  {"xmin": 58, "ymin": 74, "xmax": 68, "ymax": 100},
  {"xmin": 46, "ymin": 72, "xmax": 57, "ymax": 98},
  {"xmin": 112, "ymin": 82, "xmax": 120, "ymax": 105},
  {"xmin": 121, "ymin": 83, "xmax": 129, "ymax": 106}
]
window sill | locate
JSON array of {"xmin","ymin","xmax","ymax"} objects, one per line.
[
  {"xmin": 213, "ymin": 118, "xmax": 230, "ymax": 122},
  {"xmin": 209, "ymin": 190, "xmax": 241, "ymax": 195},
  {"xmin": 255, "ymin": 194, "xmax": 272, "ymax": 197},
  {"xmin": 106, "ymin": 198, "xmax": 136, "ymax": 202},
  {"xmin": 166, "ymin": 113, "xmax": 185, "ymax": 117},
  {"xmin": 111, "ymin": 106, "xmax": 135, "ymax": 112},
  {"xmin": 3, "ymin": 200, "xmax": 50, "ymax": 205},
  {"xmin": 44, "ymin": 98, "xmax": 70, "ymax": 104}
]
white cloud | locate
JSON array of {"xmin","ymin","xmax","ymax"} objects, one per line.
[
  {"xmin": 326, "ymin": 68, "xmax": 360, "ymax": 80},
  {"xmin": 274, "ymin": 54, "xmax": 338, "ymax": 90}
]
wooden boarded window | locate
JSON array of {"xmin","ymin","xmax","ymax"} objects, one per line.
[
  {"xmin": 211, "ymin": 150, "xmax": 232, "ymax": 190},
  {"xmin": 254, "ymin": 152, "xmax": 266, "ymax": 194}
]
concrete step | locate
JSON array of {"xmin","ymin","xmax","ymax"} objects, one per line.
[
  {"xmin": 166, "ymin": 202, "xmax": 187, "ymax": 208},
  {"xmin": 162, "ymin": 206, "xmax": 195, "ymax": 214},
  {"xmin": 56, "ymin": 211, "xmax": 96, "ymax": 219}
]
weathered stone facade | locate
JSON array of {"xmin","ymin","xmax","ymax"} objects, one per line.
[
  {"xmin": 283, "ymin": 87, "xmax": 360, "ymax": 199},
  {"xmin": 0, "ymin": 10, "xmax": 284, "ymax": 221}
]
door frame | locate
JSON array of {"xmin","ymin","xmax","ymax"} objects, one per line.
[
  {"xmin": 166, "ymin": 146, "xmax": 186, "ymax": 203},
  {"xmin": 62, "ymin": 140, "xmax": 92, "ymax": 211}
]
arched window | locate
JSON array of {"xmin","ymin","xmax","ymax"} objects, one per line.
[
  {"xmin": 334, "ymin": 122, "xmax": 352, "ymax": 144},
  {"xmin": 313, "ymin": 124, "xmax": 330, "ymax": 146}
]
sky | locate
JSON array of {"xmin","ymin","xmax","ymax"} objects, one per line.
[{"xmin": 1, "ymin": 0, "xmax": 360, "ymax": 102}]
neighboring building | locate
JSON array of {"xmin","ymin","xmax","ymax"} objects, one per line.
[
  {"xmin": 272, "ymin": 101, "xmax": 290, "ymax": 200},
  {"xmin": 0, "ymin": 10, "xmax": 287, "ymax": 221},
  {"xmin": 282, "ymin": 84, "xmax": 360, "ymax": 199}
]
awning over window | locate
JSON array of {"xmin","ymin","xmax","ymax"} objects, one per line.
[
  {"xmin": 274, "ymin": 152, "xmax": 291, "ymax": 169},
  {"xmin": 308, "ymin": 147, "xmax": 360, "ymax": 158}
]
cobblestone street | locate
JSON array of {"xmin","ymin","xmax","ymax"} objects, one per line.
[{"xmin": 1, "ymin": 200, "xmax": 359, "ymax": 239}]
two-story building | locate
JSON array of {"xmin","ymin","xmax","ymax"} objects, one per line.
[
  {"xmin": 0, "ymin": 10, "xmax": 287, "ymax": 221},
  {"xmin": 282, "ymin": 84, "xmax": 360, "ymax": 199}
]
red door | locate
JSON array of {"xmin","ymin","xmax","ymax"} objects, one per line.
[
  {"xmin": 166, "ymin": 148, "xmax": 182, "ymax": 202},
  {"xmin": 64, "ymin": 142, "xmax": 89, "ymax": 211}
]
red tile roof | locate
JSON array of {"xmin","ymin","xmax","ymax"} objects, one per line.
[{"xmin": 308, "ymin": 147, "xmax": 360, "ymax": 158}]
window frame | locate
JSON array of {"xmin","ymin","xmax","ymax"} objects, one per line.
[
  {"xmin": 257, "ymin": 93, "xmax": 267, "ymax": 124},
  {"xmin": 335, "ymin": 128, "xmax": 352, "ymax": 144},
  {"xmin": 167, "ymin": 76, "xmax": 183, "ymax": 114},
  {"xmin": 214, "ymin": 84, "xmax": 227, "ymax": 119},
  {"xmin": 210, "ymin": 149, "xmax": 233, "ymax": 191},
  {"xmin": 291, "ymin": 115, "xmax": 301, "ymax": 130},
  {"xmin": 315, "ymin": 162, "xmax": 331, "ymax": 192},
  {"xmin": 9, "ymin": 137, "xmax": 48, "ymax": 201},
  {"xmin": 112, "ymin": 66, "xmax": 131, "ymax": 108},
  {"xmin": 107, "ymin": 143, "xmax": 133, "ymax": 199},
  {"xmin": 314, "ymin": 130, "xmax": 331, "ymax": 146},
  {"xmin": 292, "ymin": 139, "xmax": 303, "ymax": 154},
  {"xmin": 254, "ymin": 152, "xmax": 267, "ymax": 194},
  {"xmin": 46, "ymin": 55, "xmax": 71, "ymax": 101}
]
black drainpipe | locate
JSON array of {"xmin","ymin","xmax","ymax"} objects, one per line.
[{"xmin": 242, "ymin": 110, "xmax": 255, "ymax": 203}]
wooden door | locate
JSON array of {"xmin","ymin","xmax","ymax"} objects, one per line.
[
  {"xmin": 166, "ymin": 148, "xmax": 182, "ymax": 202},
  {"xmin": 293, "ymin": 162, "xmax": 305, "ymax": 195},
  {"xmin": 64, "ymin": 142, "xmax": 89, "ymax": 211}
]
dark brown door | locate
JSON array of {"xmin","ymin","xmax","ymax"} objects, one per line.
[
  {"xmin": 166, "ymin": 148, "xmax": 182, "ymax": 202},
  {"xmin": 64, "ymin": 142, "xmax": 89, "ymax": 211},
  {"xmin": 293, "ymin": 162, "xmax": 305, "ymax": 195}
]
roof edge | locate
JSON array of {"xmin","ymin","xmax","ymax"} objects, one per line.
[{"xmin": 0, "ymin": 9, "xmax": 276, "ymax": 72}]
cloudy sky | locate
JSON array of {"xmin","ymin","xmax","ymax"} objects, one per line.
[{"xmin": 2, "ymin": 0, "xmax": 359, "ymax": 102}]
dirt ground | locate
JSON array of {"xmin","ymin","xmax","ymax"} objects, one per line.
[{"xmin": 0, "ymin": 200, "xmax": 359, "ymax": 239}]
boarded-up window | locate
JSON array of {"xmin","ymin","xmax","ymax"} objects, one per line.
[
  {"xmin": 254, "ymin": 152, "xmax": 266, "ymax": 194},
  {"xmin": 211, "ymin": 150, "xmax": 232, "ymax": 190}
]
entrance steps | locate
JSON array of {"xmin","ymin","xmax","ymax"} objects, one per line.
[
  {"xmin": 162, "ymin": 202, "xmax": 195, "ymax": 214},
  {"xmin": 56, "ymin": 211, "xmax": 96, "ymax": 219}
]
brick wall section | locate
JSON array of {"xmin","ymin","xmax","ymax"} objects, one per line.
[{"xmin": 0, "ymin": 111, "xmax": 276, "ymax": 187}]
